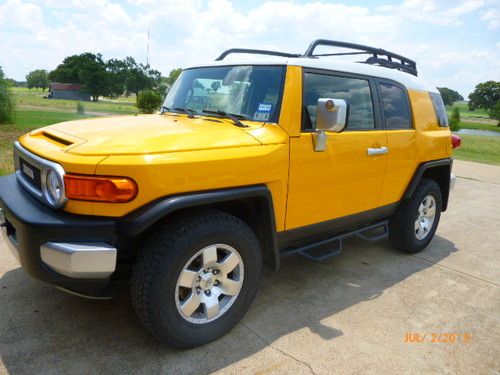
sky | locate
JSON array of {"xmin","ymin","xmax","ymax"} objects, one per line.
[{"xmin": 0, "ymin": 0, "xmax": 499, "ymax": 97}]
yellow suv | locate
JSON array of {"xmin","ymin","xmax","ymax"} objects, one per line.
[{"xmin": 0, "ymin": 40, "xmax": 459, "ymax": 348}]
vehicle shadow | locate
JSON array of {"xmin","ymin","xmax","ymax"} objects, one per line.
[{"xmin": 0, "ymin": 235, "xmax": 458, "ymax": 374}]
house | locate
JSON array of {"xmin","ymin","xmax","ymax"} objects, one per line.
[{"xmin": 49, "ymin": 83, "xmax": 90, "ymax": 101}]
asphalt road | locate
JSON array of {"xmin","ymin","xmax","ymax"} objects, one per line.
[{"xmin": 0, "ymin": 160, "xmax": 499, "ymax": 374}]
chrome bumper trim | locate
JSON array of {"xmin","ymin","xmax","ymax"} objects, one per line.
[
  {"xmin": 40, "ymin": 242, "xmax": 117, "ymax": 279},
  {"xmin": 450, "ymin": 173, "xmax": 457, "ymax": 191}
]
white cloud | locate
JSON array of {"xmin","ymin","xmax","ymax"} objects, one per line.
[
  {"xmin": 482, "ymin": 7, "xmax": 500, "ymax": 29},
  {"xmin": 0, "ymin": 0, "xmax": 498, "ymax": 96}
]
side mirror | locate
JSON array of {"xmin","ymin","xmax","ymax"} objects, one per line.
[{"xmin": 313, "ymin": 98, "xmax": 348, "ymax": 152}]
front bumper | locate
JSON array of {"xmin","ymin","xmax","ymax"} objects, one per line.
[{"xmin": 0, "ymin": 173, "xmax": 118, "ymax": 295}]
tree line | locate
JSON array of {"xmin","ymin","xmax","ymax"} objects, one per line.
[{"xmin": 25, "ymin": 53, "xmax": 182, "ymax": 102}]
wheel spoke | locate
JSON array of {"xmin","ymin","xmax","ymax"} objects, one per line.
[
  {"xmin": 427, "ymin": 205, "xmax": 436, "ymax": 218},
  {"xmin": 180, "ymin": 292, "xmax": 201, "ymax": 317},
  {"xmin": 203, "ymin": 295, "xmax": 220, "ymax": 320},
  {"xmin": 202, "ymin": 245, "xmax": 218, "ymax": 266},
  {"xmin": 218, "ymin": 253, "xmax": 239, "ymax": 274},
  {"xmin": 178, "ymin": 269, "xmax": 198, "ymax": 288},
  {"xmin": 220, "ymin": 278, "xmax": 241, "ymax": 296},
  {"xmin": 414, "ymin": 220, "xmax": 420, "ymax": 231}
]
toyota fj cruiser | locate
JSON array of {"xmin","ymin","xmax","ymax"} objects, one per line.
[{"xmin": 0, "ymin": 40, "xmax": 460, "ymax": 348}]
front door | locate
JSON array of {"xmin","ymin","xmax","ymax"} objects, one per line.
[{"xmin": 285, "ymin": 70, "xmax": 388, "ymax": 231}]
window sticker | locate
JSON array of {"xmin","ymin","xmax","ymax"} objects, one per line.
[{"xmin": 253, "ymin": 103, "xmax": 273, "ymax": 121}]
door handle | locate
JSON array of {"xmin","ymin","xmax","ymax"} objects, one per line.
[{"xmin": 367, "ymin": 146, "xmax": 388, "ymax": 156}]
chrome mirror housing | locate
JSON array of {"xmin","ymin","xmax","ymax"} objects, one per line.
[{"xmin": 313, "ymin": 98, "xmax": 348, "ymax": 152}]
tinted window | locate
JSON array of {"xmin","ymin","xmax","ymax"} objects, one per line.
[
  {"xmin": 164, "ymin": 66, "xmax": 285, "ymax": 123},
  {"xmin": 303, "ymin": 73, "xmax": 375, "ymax": 130},
  {"xmin": 429, "ymin": 92, "xmax": 449, "ymax": 127},
  {"xmin": 379, "ymin": 83, "xmax": 411, "ymax": 129}
]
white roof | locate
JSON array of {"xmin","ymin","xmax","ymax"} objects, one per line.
[{"xmin": 189, "ymin": 56, "xmax": 437, "ymax": 93}]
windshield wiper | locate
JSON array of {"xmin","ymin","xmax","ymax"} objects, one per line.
[
  {"xmin": 202, "ymin": 109, "xmax": 248, "ymax": 128},
  {"xmin": 161, "ymin": 106, "xmax": 197, "ymax": 118}
]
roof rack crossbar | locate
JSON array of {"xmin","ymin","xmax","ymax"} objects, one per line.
[
  {"xmin": 215, "ymin": 48, "xmax": 301, "ymax": 61},
  {"xmin": 304, "ymin": 39, "xmax": 418, "ymax": 76}
]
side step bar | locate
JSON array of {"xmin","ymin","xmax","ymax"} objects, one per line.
[{"xmin": 281, "ymin": 220, "xmax": 389, "ymax": 262}]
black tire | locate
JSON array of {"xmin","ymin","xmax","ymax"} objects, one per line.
[
  {"xmin": 130, "ymin": 209, "xmax": 262, "ymax": 348},
  {"xmin": 389, "ymin": 178, "xmax": 442, "ymax": 253}
]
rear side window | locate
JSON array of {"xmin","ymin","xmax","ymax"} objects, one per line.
[
  {"xmin": 303, "ymin": 72, "xmax": 375, "ymax": 130},
  {"xmin": 378, "ymin": 82, "xmax": 411, "ymax": 129},
  {"xmin": 429, "ymin": 92, "xmax": 449, "ymax": 127}
]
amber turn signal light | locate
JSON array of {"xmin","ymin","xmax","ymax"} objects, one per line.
[{"xmin": 64, "ymin": 174, "xmax": 137, "ymax": 203}]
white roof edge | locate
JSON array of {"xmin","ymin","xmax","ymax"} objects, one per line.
[{"xmin": 186, "ymin": 57, "xmax": 437, "ymax": 93}]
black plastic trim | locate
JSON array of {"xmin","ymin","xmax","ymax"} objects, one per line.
[
  {"xmin": 0, "ymin": 173, "xmax": 116, "ymax": 293},
  {"xmin": 403, "ymin": 158, "xmax": 453, "ymax": 210},
  {"xmin": 120, "ymin": 185, "xmax": 281, "ymax": 269},
  {"xmin": 278, "ymin": 202, "xmax": 398, "ymax": 250},
  {"xmin": 216, "ymin": 48, "xmax": 300, "ymax": 61}
]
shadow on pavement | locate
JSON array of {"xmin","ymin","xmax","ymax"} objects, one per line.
[{"xmin": 0, "ymin": 235, "xmax": 457, "ymax": 374}]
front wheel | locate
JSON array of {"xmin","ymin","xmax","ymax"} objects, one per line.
[
  {"xmin": 389, "ymin": 178, "xmax": 442, "ymax": 253},
  {"xmin": 130, "ymin": 209, "xmax": 262, "ymax": 348}
]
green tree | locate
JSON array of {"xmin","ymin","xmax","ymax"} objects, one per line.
[
  {"xmin": 489, "ymin": 101, "xmax": 500, "ymax": 127},
  {"xmin": 136, "ymin": 89, "xmax": 163, "ymax": 113},
  {"xmin": 468, "ymin": 81, "xmax": 500, "ymax": 115},
  {"xmin": 26, "ymin": 69, "xmax": 49, "ymax": 91},
  {"xmin": 448, "ymin": 106, "xmax": 461, "ymax": 131},
  {"xmin": 0, "ymin": 66, "xmax": 15, "ymax": 124},
  {"xmin": 437, "ymin": 87, "xmax": 463, "ymax": 106},
  {"xmin": 49, "ymin": 53, "xmax": 111, "ymax": 101}
]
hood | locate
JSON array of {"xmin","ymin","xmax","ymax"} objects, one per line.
[{"xmin": 34, "ymin": 114, "xmax": 266, "ymax": 156}]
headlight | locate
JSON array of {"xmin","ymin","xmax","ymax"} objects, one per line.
[
  {"xmin": 46, "ymin": 169, "xmax": 62, "ymax": 202},
  {"xmin": 43, "ymin": 168, "xmax": 66, "ymax": 208}
]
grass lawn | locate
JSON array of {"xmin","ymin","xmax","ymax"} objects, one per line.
[
  {"xmin": 459, "ymin": 121, "xmax": 500, "ymax": 133},
  {"xmin": 14, "ymin": 108, "xmax": 93, "ymax": 130},
  {"xmin": 446, "ymin": 102, "xmax": 490, "ymax": 118},
  {"xmin": 0, "ymin": 108, "xmax": 98, "ymax": 175},
  {"xmin": 13, "ymin": 87, "xmax": 138, "ymax": 115},
  {"xmin": 453, "ymin": 134, "xmax": 500, "ymax": 165}
]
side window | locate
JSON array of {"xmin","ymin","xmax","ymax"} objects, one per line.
[
  {"xmin": 429, "ymin": 92, "xmax": 449, "ymax": 127},
  {"xmin": 303, "ymin": 73, "xmax": 375, "ymax": 130},
  {"xmin": 379, "ymin": 82, "xmax": 411, "ymax": 129}
]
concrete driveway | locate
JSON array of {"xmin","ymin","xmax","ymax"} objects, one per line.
[{"xmin": 0, "ymin": 160, "xmax": 499, "ymax": 374}]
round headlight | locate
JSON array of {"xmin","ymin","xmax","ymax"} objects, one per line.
[{"xmin": 46, "ymin": 169, "xmax": 62, "ymax": 204}]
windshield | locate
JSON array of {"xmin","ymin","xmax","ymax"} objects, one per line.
[{"xmin": 163, "ymin": 65, "xmax": 285, "ymax": 123}]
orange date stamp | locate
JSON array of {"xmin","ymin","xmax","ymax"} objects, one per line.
[{"xmin": 404, "ymin": 332, "xmax": 472, "ymax": 343}]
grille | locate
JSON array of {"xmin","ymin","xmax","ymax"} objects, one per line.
[{"xmin": 19, "ymin": 158, "xmax": 42, "ymax": 191}]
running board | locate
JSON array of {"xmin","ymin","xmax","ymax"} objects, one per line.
[{"xmin": 281, "ymin": 220, "xmax": 389, "ymax": 262}]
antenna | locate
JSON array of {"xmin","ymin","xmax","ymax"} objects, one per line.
[{"xmin": 146, "ymin": 26, "xmax": 151, "ymax": 66}]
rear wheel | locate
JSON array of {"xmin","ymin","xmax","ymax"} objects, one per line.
[
  {"xmin": 130, "ymin": 209, "xmax": 262, "ymax": 348},
  {"xmin": 389, "ymin": 178, "xmax": 442, "ymax": 253}
]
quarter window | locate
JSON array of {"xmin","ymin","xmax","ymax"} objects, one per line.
[
  {"xmin": 429, "ymin": 92, "xmax": 449, "ymax": 127},
  {"xmin": 303, "ymin": 73, "xmax": 375, "ymax": 130},
  {"xmin": 379, "ymin": 83, "xmax": 411, "ymax": 129}
]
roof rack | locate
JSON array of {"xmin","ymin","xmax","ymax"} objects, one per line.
[
  {"xmin": 215, "ymin": 40, "xmax": 418, "ymax": 76},
  {"xmin": 304, "ymin": 39, "xmax": 417, "ymax": 76},
  {"xmin": 215, "ymin": 48, "xmax": 300, "ymax": 61}
]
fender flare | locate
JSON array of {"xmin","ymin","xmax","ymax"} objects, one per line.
[
  {"xmin": 403, "ymin": 158, "xmax": 453, "ymax": 211},
  {"xmin": 119, "ymin": 185, "xmax": 280, "ymax": 269}
]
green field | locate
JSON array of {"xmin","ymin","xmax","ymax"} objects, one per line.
[
  {"xmin": 459, "ymin": 121, "xmax": 500, "ymax": 133},
  {"xmin": 452, "ymin": 134, "xmax": 500, "ymax": 165},
  {"xmin": 446, "ymin": 102, "xmax": 490, "ymax": 118},
  {"xmin": 13, "ymin": 87, "xmax": 138, "ymax": 115}
]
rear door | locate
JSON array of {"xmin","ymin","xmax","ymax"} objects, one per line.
[
  {"xmin": 285, "ymin": 70, "xmax": 388, "ymax": 231},
  {"xmin": 375, "ymin": 79, "xmax": 417, "ymax": 207}
]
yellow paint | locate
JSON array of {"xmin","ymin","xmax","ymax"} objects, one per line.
[{"xmin": 17, "ymin": 67, "xmax": 451, "ymax": 234}]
